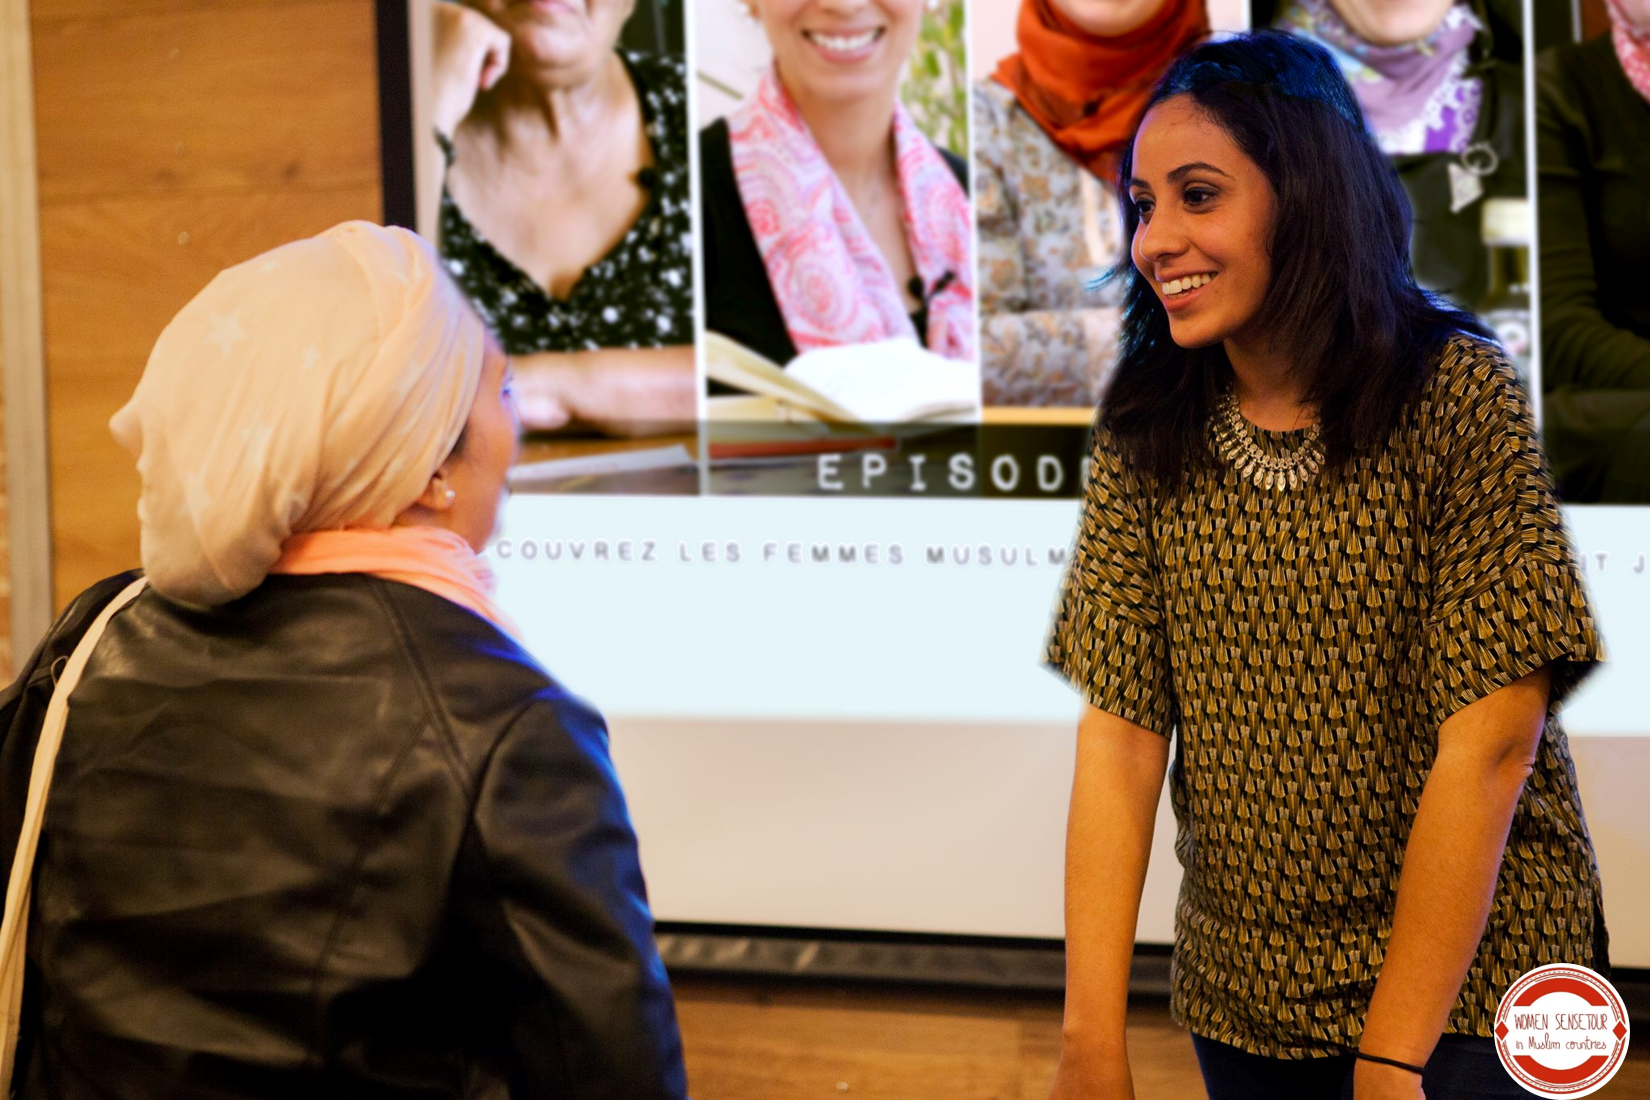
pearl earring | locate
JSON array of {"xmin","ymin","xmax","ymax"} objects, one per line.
[{"xmin": 444, "ymin": 488, "xmax": 456, "ymax": 503}]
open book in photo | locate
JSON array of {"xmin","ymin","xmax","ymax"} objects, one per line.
[{"xmin": 705, "ymin": 333, "xmax": 982, "ymax": 424}]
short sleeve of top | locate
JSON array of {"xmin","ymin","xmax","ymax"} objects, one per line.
[
  {"xmin": 1420, "ymin": 338, "xmax": 1604, "ymax": 723},
  {"xmin": 1043, "ymin": 423, "xmax": 1178, "ymax": 736}
]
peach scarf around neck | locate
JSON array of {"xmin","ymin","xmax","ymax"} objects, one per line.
[{"xmin": 269, "ymin": 526, "xmax": 521, "ymax": 641}]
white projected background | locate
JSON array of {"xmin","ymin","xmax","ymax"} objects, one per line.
[
  {"xmin": 411, "ymin": 0, "xmax": 1650, "ymax": 968},
  {"xmin": 491, "ymin": 498, "xmax": 1650, "ymax": 968}
]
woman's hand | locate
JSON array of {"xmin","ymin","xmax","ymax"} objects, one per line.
[
  {"xmin": 432, "ymin": 3, "xmax": 512, "ymax": 137},
  {"xmin": 512, "ymin": 348, "xmax": 696, "ymax": 437},
  {"xmin": 1049, "ymin": 1043, "xmax": 1134, "ymax": 1100},
  {"xmin": 511, "ymin": 355, "xmax": 577, "ymax": 432},
  {"xmin": 1354, "ymin": 1060, "xmax": 1427, "ymax": 1100}
]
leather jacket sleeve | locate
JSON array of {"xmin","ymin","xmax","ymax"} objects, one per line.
[{"xmin": 456, "ymin": 691, "xmax": 689, "ymax": 1099}]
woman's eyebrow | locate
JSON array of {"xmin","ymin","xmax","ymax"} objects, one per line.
[{"xmin": 1167, "ymin": 161, "xmax": 1233, "ymax": 183}]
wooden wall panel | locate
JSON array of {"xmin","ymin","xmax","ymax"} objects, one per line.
[
  {"xmin": 0, "ymin": 379, "xmax": 10, "ymax": 677},
  {"xmin": 30, "ymin": 0, "xmax": 383, "ymax": 607},
  {"xmin": 33, "ymin": 0, "xmax": 324, "ymax": 20},
  {"xmin": 32, "ymin": 1, "xmax": 380, "ymax": 204},
  {"xmin": 39, "ymin": 187, "xmax": 379, "ymax": 596}
]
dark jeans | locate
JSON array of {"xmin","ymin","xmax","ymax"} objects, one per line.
[{"xmin": 1192, "ymin": 1033, "xmax": 1533, "ymax": 1099}]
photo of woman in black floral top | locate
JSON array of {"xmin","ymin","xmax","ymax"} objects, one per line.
[{"xmin": 431, "ymin": 0, "xmax": 694, "ymax": 439}]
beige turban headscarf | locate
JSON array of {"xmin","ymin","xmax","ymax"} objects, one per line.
[{"xmin": 110, "ymin": 221, "xmax": 486, "ymax": 607}]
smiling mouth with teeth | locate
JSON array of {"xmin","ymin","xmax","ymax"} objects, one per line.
[
  {"xmin": 1163, "ymin": 273, "xmax": 1215, "ymax": 296},
  {"xmin": 805, "ymin": 28, "xmax": 883, "ymax": 53}
]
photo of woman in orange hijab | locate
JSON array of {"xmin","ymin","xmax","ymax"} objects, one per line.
[{"xmin": 975, "ymin": 0, "xmax": 1208, "ymax": 407}]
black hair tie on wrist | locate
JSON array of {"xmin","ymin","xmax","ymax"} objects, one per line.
[{"xmin": 1356, "ymin": 1051, "xmax": 1426, "ymax": 1076}]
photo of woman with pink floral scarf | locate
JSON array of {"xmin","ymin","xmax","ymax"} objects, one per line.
[{"xmin": 698, "ymin": 0, "xmax": 976, "ymax": 380}]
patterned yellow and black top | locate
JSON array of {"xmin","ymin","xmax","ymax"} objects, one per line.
[{"xmin": 1045, "ymin": 335, "xmax": 1607, "ymax": 1058}]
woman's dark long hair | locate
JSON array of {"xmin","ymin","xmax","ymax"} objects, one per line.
[{"xmin": 1100, "ymin": 32, "xmax": 1490, "ymax": 489}]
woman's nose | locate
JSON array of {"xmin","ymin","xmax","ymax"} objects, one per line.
[
  {"xmin": 1135, "ymin": 209, "xmax": 1186, "ymax": 266},
  {"xmin": 812, "ymin": 0, "xmax": 875, "ymax": 18}
]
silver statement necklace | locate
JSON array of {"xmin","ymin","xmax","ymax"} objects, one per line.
[{"xmin": 1210, "ymin": 391, "xmax": 1323, "ymax": 490}]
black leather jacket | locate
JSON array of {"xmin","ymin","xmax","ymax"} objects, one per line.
[{"xmin": 3, "ymin": 572, "xmax": 688, "ymax": 1099}]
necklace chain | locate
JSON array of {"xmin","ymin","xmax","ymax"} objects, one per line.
[{"xmin": 1210, "ymin": 392, "xmax": 1323, "ymax": 491}]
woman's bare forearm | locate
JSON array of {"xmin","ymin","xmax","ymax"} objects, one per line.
[
  {"xmin": 1358, "ymin": 668, "xmax": 1551, "ymax": 1072},
  {"xmin": 513, "ymin": 346, "xmax": 696, "ymax": 437},
  {"xmin": 1061, "ymin": 702, "xmax": 1171, "ymax": 1053}
]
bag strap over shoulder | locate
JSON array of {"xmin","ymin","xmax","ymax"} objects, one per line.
[{"xmin": 0, "ymin": 575, "xmax": 148, "ymax": 1092}]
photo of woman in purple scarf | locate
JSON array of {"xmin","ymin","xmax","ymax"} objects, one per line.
[{"xmin": 1257, "ymin": 0, "xmax": 1528, "ymax": 320}]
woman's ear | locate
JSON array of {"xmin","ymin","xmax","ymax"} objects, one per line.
[{"xmin": 412, "ymin": 468, "xmax": 459, "ymax": 513}]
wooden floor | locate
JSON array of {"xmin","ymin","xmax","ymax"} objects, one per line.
[
  {"xmin": 674, "ymin": 977, "xmax": 1650, "ymax": 1099},
  {"xmin": 675, "ymin": 978, "xmax": 1195, "ymax": 1099}
]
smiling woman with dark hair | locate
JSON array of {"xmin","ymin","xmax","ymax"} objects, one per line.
[{"xmin": 1043, "ymin": 32, "xmax": 1606, "ymax": 1100}]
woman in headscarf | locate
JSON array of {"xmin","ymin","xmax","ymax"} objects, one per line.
[
  {"xmin": 699, "ymin": 0, "xmax": 975, "ymax": 368},
  {"xmin": 1266, "ymin": 0, "xmax": 1527, "ymax": 307},
  {"xmin": 975, "ymin": 0, "xmax": 1207, "ymax": 407},
  {"xmin": 0, "ymin": 222, "xmax": 688, "ymax": 1098},
  {"xmin": 1536, "ymin": 0, "xmax": 1650, "ymax": 503},
  {"xmin": 433, "ymin": 0, "xmax": 694, "ymax": 436}
]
